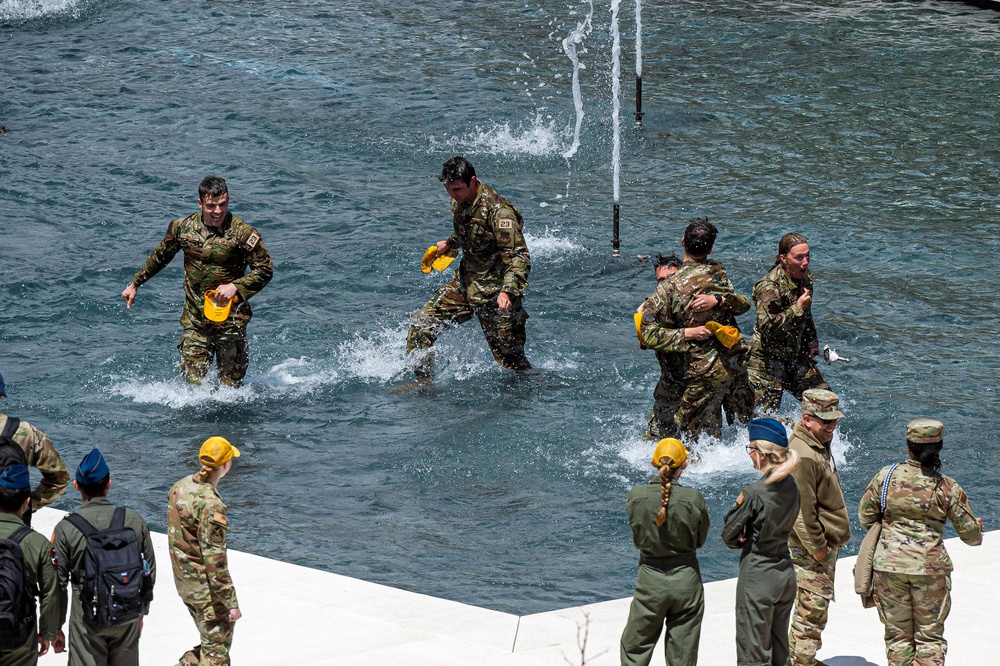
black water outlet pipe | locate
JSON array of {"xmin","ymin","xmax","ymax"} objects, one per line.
[
  {"xmin": 612, "ymin": 203, "xmax": 621, "ymax": 257},
  {"xmin": 635, "ymin": 76, "xmax": 643, "ymax": 126}
]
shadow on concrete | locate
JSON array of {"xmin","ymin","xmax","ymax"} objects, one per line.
[{"xmin": 825, "ymin": 657, "xmax": 879, "ymax": 666}]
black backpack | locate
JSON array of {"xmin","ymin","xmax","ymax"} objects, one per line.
[
  {"xmin": 0, "ymin": 525, "xmax": 36, "ymax": 650},
  {"xmin": 64, "ymin": 507, "xmax": 153, "ymax": 629},
  {"xmin": 0, "ymin": 418, "xmax": 32, "ymax": 528}
]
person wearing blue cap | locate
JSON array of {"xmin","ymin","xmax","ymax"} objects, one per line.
[
  {"xmin": 0, "ymin": 372, "xmax": 70, "ymax": 527},
  {"xmin": 0, "ymin": 464, "xmax": 60, "ymax": 664},
  {"xmin": 51, "ymin": 449, "xmax": 155, "ymax": 666},
  {"xmin": 722, "ymin": 418, "xmax": 801, "ymax": 666}
]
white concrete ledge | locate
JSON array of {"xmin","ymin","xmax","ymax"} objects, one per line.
[{"xmin": 31, "ymin": 508, "xmax": 992, "ymax": 665}]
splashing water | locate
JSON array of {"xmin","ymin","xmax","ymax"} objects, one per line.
[
  {"xmin": 524, "ymin": 228, "xmax": 587, "ymax": 260},
  {"xmin": 456, "ymin": 113, "xmax": 566, "ymax": 157},
  {"xmin": 610, "ymin": 0, "xmax": 622, "ymax": 203},
  {"xmin": 561, "ymin": 1, "xmax": 595, "ymax": 161},
  {"xmin": 0, "ymin": 0, "xmax": 80, "ymax": 21},
  {"xmin": 635, "ymin": 0, "xmax": 643, "ymax": 79}
]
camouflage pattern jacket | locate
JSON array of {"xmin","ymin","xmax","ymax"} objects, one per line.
[
  {"xmin": 787, "ymin": 421, "xmax": 851, "ymax": 554},
  {"xmin": 131, "ymin": 212, "xmax": 273, "ymax": 330},
  {"xmin": 859, "ymin": 460, "xmax": 982, "ymax": 576},
  {"xmin": 443, "ymin": 183, "xmax": 530, "ymax": 306},
  {"xmin": 749, "ymin": 263, "xmax": 818, "ymax": 361},
  {"xmin": 639, "ymin": 259, "xmax": 750, "ymax": 378},
  {"xmin": 0, "ymin": 411, "xmax": 70, "ymax": 511},
  {"xmin": 0, "ymin": 513, "xmax": 60, "ymax": 642},
  {"xmin": 167, "ymin": 474, "xmax": 238, "ymax": 613}
]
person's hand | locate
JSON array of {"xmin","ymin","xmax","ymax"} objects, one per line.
[
  {"xmin": 37, "ymin": 637, "xmax": 50, "ymax": 657},
  {"xmin": 636, "ymin": 304, "xmax": 645, "ymax": 314},
  {"xmin": 813, "ymin": 545, "xmax": 831, "ymax": 562},
  {"xmin": 690, "ymin": 294, "xmax": 719, "ymax": 313},
  {"xmin": 976, "ymin": 517, "xmax": 984, "ymax": 531},
  {"xmin": 52, "ymin": 630, "xmax": 66, "ymax": 653},
  {"xmin": 497, "ymin": 291, "xmax": 512, "ymax": 311},
  {"xmin": 684, "ymin": 326, "xmax": 713, "ymax": 341},
  {"xmin": 797, "ymin": 288, "xmax": 812, "ymax": 310},
  {"xmin": 213, "ymin": 283, "xmax": 238, "ymax": 303},
  {"xmin": 435, "ymin": 239, "xmax": 450, "ymax": 257},
  {"xmin": 121, "ymin": 283, "xmax": 138, "ymax": 308},
  {"xmin": 229, "ymin": 608, "xmax": 242, "ymax": 623}
]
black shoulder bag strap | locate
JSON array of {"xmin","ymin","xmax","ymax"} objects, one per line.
[{"xmin": 0, "ymin": 418, "xmax": 24, "ymax": 459}]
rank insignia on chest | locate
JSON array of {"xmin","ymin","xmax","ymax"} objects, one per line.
[{"xmin": 735, "ymin": 492, "xmax": 744, "ymax": 506}]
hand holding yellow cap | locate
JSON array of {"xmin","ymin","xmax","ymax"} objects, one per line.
[
  {"xmin": 420, "ymin": 245, "xmax": 457, "ymax": 274},
  {"xmin": 705, "ymin": 321, "xmax": 742, "ymax": 348},
  {"xmin": 204, "ymin": 289, "xmax": 237, "ymax": 322}
]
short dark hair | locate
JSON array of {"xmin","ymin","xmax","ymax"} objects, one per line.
[
  {"xmin": 683, "ymin": 217, "xmax": 717, "ymax": 256},
  {"xmin": 0, "ymin": 486, "xmax": 30, "ymax": 513},
  {"xmin": 198, "ymin": 175, "xmax": 229, "ymax": 200},
  {"xmin": 655, "ymin": 253, "xmax": 681, "ymax": 269},
  {"xmin": 439, "ymin": 156, "xmax": 476, "ymax": 185},
  {"xmin": 78, "ymin": 475, "xmax": 111, "ymax": 498}
]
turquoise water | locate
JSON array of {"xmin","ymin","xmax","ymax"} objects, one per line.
[{"xmin": 1, "ymin": 0, "xmax": 998, "ymax": 614}]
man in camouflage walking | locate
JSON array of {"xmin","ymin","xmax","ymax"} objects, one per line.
[
  {"xmin": 787, "ymin": 389, "xmax": 851, "ymax": 666},
  {"xmin": 121, "ymin": 176, "xmax": 273, "ymax": 387},
  {"xmin": 406, "ymin": 156, "xmax": 531, "ymax": 375},
  {"xmin": 168, "ymin": 437, "xmax": 242, "ymax": 666},
  {"xmin": 638, "ymin": 219, "xmax": 751, "ymax": 439}
]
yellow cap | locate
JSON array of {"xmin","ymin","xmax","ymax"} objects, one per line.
[
  {"xmin": 705, "ymin": 321, "xmax": 742, "ymax": 349},
  {"xmin": 633, "ymin": 312, "xmax": 643, "ymax": 343},
  {"xmin": 199, "ymin": 436, "xmax": 240, "ymax": 468},
  {"xmin": 651, "ymin": 438, "xmax": 688, "ymax": 469},
  {"xmin": 420, "ymin": 245, "xmax": 457, "ymax": 274},
  {"xmin": 203, "ymin": 290, "xmax": 237, "ymax": 322}
]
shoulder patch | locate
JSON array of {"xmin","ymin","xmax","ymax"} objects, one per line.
[
  {"xmin": 497, "ymin": 218, "xmax": 514, "ymax": 230},
  {"xmin": 50, "ymin": 546, "xmax": 58, "ymax": 567},
  {"xmin": 244, "ymin": 231, "xmax": 261, "ymax": 250},
  {"xmin": 735, "ymin": 492, "xmax": 745, "ymax": 506},
  {"xmin": 211, "ymin": 511, "xmax": 229, "ymax": 527}
]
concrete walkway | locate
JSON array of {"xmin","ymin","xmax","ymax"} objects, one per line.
[{"xmin": 32, "ymin": 508, "xmax": 990, "ymax": 665}]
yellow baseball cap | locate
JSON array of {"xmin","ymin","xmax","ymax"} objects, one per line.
[
  {"xmin": 420, "ymin": 245, "xmax": 456, "ymax": 274},
  {"xmin": 203, "ymin": 290, "xmax": 237, "ymax": 322},
  {"xmin": 651, "ymin": 438, "xmax": 688, "ymax": 469},
  {"xmin": 199, "ymin": 436, "xmax": 240, "ymax": 468}
]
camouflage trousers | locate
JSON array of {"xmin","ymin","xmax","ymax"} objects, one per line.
[
  {"xmin": 747, "ymin": 350, "xmax": 828, "ymax": 414},
  {"xmin": 179, "ymin": 325, "xmax": 249, "ymax": 387},
  {"xmin": 722, "ymin": 349, "xmax": 754, "ymax": 427},
  {"xmin": 789, "ymin": 546, "xmax": 838, "ymax": 666},
  {"xmin": 406, "ymin": 280, "xmax": 529, "ymax": 371},
  {"xmin": 642, "ymin": 375, "xmax": 683, "ymax": 440},
  {"xmin": 674, "ymin": 358, "xmax": 732, "ymax": 439},
  {"xmin": 179, "ymin": 604, "xmax": 235, "ymax": 666},
  {"xmin": 873, "ymin": 571, "xmax": 951, "ymax": 666}
]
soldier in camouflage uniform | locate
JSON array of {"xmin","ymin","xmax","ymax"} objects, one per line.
[
  {"xmin": 121, "ymin": 176, "xmax": 274, "ymax": 387},
  {"xmin": 747, "ymin": 233, "xmax": 829, "ymax": 413},
  {"xmin": 787, "ymin": 389, "xmax": 851, "ymax": 666},
  {"xmin": 167, "ymin": 437, "xmax": 242, "ymax": 666},
  {"xmin": 638, "ymin": 219, "xmax": 751, "ymax": 439},
  {"xmin": 0, "ymin": 373, "xmax": 70, "ymax": 527},
  {"xmin": 637, "ymin": 254, "xmax": 684, "ymax": 440},
  {"xmin": 406, "ymin": 157, "xmax": 531, "ymax": 375},
  {"xmin": 0, "ymin": 465, "xmax": 59, "ymax": 666},
  {"xmin": 859, "ymin": 419, "xmax": 983, "ymax": 666},
  {"xmin": 52, "ymin": 448, "xmax": 155, "ymax": 666}
]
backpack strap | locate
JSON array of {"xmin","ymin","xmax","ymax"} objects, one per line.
[
  {"xmin": 111, "ymin": 507, "xmax": 126, "ymax": 530},
  {"xmin": 65, "ymin": 512, "xmax": 97, "ymax": 538},
  {"xmin": 879, "ymin": 463, "xmax": 900, "ymax": 520},
  {"xmin": 9, "ymin": 525, "xmax": 32, "ymax": 546},
  {"xmin": 0, "ymin": 417, "xmax": 20, "ymax": 443}
]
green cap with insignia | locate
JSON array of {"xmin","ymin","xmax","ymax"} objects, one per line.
[
  {"xmin": 801, "ymin": 388, "xmax": 845, "ymax": 420},
  {"xmin": 906, "ymin": 418, "xmax": 943, "ymax": 444}
]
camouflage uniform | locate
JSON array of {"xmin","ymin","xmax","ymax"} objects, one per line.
[
  {"xmin": 641, "ymin": 348, "xmax": 685, "ymax": 441},
  {"xmin": 859, "ymin": 440, "xmax": 982, "ymax": 664},
  {"xmin": 0, "ymin": 411, "xmax": 70, "ymax": 514},
  {"xmin": 639, "ymin": 260, "xmax": 751, "ymax": 438},
  {"xmin": 406, "ymin": 183, "xmax": 531, "ymax": 370},
  {"xmin": 747, "ymin": 263, "xmax": 828, "ymax": 413},
  {"xmin": 131, "ymin": 211, "xmax": 273, "ymax": 387},
  {"xmin": 620, "ymin": 479, "xmax": 709, "ymax": 666},
  {"xmin": 722, "ymin": 473, "xmax": 800, "ymax": 666},
  {"xmin": 167, "ymin": 474, "xmax": 238, "ymax": 666},
  {"xmin": 0, "ymin": 513, "xmax": 59, "ymax": 666},
  {"xmin": 787, "ymin": 418, "xmax": 850, "ymax": 666}
]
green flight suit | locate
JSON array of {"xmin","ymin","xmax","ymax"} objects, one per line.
[
  {"xmin": 52, "ymin": 497, "xmax": 156, "ymax": 666},
  {"xmin": 722, "ymin": 474, "xmax": 800, "ymax": 666},
  {"xmin": 620, "ymin": 479, "xmax": 709, "ymax": 666},
  {"xmin": 0, "ymin": 513, "xmax": 59, "ymax": 666}
]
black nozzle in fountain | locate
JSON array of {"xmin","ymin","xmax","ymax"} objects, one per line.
[
  {"xmin": 635, "ymin": 76, "xmax": 643, "ymax": 127},
  {"xmin": 612, "ymin": 203, "xmax": 621, "ymax": 257}
]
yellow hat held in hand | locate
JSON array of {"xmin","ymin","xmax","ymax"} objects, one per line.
[
  {"xmin": 420, "ymin": 245, "xmax": 457, "ymax": 274},
  {"xmin": 199, "ymin": 436, "xmax": 240, "ymax": 468},
  {"xmin": 633, "ymin": 312, "xmax": 643, "ymax": 343},
  {"xmin": 705, "ymin": 320, "xmax": 742, "ymax": 349},
  {"xmin": 651, "ymin": 438, "xmax": 688, "ymax": 469},
  {"xmin": 203, "ymin": 289, "xmax": 237, "ymax": 322}
]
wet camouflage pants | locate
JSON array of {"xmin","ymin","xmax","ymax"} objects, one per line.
[
  {"xmin": 674, "ymin": 359, "xmax": 731, "ymax": 439},
  {"xmin": 643, "ymin": 375, "xmax": 683, "ymax": 440},
  {"xmin": 722, "ymin": 349, "xmax": 754, "ymax": 426},
  {"xmin": 747, "ymin": 350, "xmax": 828, "ymax": 414},
  {"xmin": 874, "ymin": 571, "xmax": 951, "ymax": 666},
  {"xmin": 180, "ymin": 326, "xmax": 249, "ymax": 387},
  {"xmin": 406, "ymin": 280, "xmax": 529, "ymax": 370},
  {"xmin": 179, "ymin": 604, "xmax": 235, "ymax": 666},
  {"xmin": 620, "ymin": 563, "xmax": 704, "ymax": 666},
  {"xmin": 789, "ymin": 546, "xmax": 838, "ymax": 666}
]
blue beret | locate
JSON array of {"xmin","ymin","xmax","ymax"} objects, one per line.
[
  {"xmin": 0, "ymin": 464, "xmax": 30, "ymax": 490},
  {"xmin": 748, "ymin": 418, "xmax": 788, "ymax": 447},
  {"xmin": 0, "ymin": 372, "xmax": 6, "ymax": 398},
  {"xmin": 76, "ymin": 448, "xmax": 110, "ymax": 485}
]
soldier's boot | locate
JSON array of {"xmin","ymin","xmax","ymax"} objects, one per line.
[{"xmin": 179, "ymin": 646, "xmax": 201, "ymax": 666}]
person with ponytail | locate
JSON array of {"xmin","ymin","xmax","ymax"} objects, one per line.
[
  {"xmin": 722, "ymin": 418, "xmax": 801, "ymax": 666},
  {"xmin": 859, "ymin": 419, "xmax": 983, "ymax": 666},
  {"xmin": 620, "ymin": 438, "xmax": 709, "ymax": 666},
  {"xmin": 747, "ymin": 232, "xmax": 830, "ymax": 414}
]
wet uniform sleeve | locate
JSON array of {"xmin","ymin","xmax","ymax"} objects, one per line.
[
  {"xmin": 490, "ymin": 204, "xmax": 530, "ymax": 297},
  {"xmin": 232, "ymin": 228, "xmax": 274, "ymax": 303},
  {"xmin": 721, "ymin": 488, "xmax": 756, "ymax": 549},
  {"xmin": 198, "ymin": 500, "xmax": 238, "ymax": 611},
  {"xmin": 17, "ymin": 422, "xmax": 69, "ymax": 511},
  {"xmin": 753, "ymin": 279, "xmax": 807, "ymax": 341},
  {"xmin": 132, "ymin": 218, "xmax": 182, "ymax": 287},
  {"xmin": 713, "ymin": 268, "xmax": 751, "ymax": 316},
  {"xmin": 639, "ymin": 286, "xmax": 690, "ymax": 352},
  {"xmin": 790, "ymin": 458, "xmax": 827, "ymax": 554},
  {"xmin": 944, "ymin": 478, "xmax": 983, "ymax": 546}
]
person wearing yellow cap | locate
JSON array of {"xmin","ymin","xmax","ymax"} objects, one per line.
[
  {"xmin": 722, "ymin": 418, "xmax": 800, "ymax": 666},
  {"xmin": 619, "ymin": 439, "xmax": 709, "ymax": 666},
  {"xmin": 167, "ymin": 437, "xmax": 242, "ymax": 666},
  {"xmin": 859, "ymin": 419, "xmax": 983, "ymax": 666}
]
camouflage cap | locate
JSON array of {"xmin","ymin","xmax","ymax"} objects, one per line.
[
  {"xmin": 906, "ymin": 418, "xmax": 943, "ymax": 444},
  {"xmin": 801, "ymin": 388, "xmax": 845, "ymax": 419}
]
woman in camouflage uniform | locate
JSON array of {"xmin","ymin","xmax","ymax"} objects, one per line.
[{"xmin": 859, "ymin": 418, "xmax": 984, "ymax": 666}]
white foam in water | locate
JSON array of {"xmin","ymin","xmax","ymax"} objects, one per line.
[
  {"xmin": 635, "ymin": 0, "xmax": 643, "ymax": 79},
  {"xmin": 0, "ymin": 0, "xmax": 80, "ymax": 20},
  {"xmin": 459, "ymin": 112, "xmax": 568, "ymax": 157},
  {"xmin": 561, "ymin": 0, "xmax": 594, "ymax": 160},
  {"xmin": 524, "ymin": 228, "xmax": 586, "ymax": 260},
  {"xmin": 335, "ymin": 325, "xmax": 413, "ymax": 383},
  {"xmin": 610, "ymin": 0, "xmax": 623, "ymax": 202}
]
